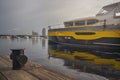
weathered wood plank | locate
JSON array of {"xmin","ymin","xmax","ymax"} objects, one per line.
[
  {"xmin": 0, "ymin": 55, "xmax": 74, "ymax": 80},
  {"xmin": 0, "ymin": 72, "xmax": 8, "ymax": 80}
]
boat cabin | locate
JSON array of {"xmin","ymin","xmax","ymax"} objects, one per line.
[
  {"xmin": 64, "ymin": 2, "xmax": 120, "ymax": 28},
  {"xmin": 96, "ymin": 2, "xmax": 120, "ymax": 25},
  {"xmin": 64, "ymin": 18, "xmax": 104, "ymax": 28}
]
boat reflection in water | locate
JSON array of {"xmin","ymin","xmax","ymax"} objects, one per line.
[{"xmin": 48, "ymin": 44, "xmax": 120, "ymax": 80}]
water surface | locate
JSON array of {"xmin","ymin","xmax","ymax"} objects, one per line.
[{"xmin": 0, "ymin": 38, "xmax": 120, "ymax": 80}]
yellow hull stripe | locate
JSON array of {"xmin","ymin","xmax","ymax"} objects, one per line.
[{"xmin": 48, "ymin": 30, "xmax": 120, "ymax": 40}]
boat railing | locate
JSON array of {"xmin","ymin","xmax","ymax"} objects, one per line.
[
  {"xmin": 48, "ymin": 24, "xmax": 64, "ymax": 30},
  {"xmin": 48, "ymin": 25, "xmax": 120, "ymax": 32}
]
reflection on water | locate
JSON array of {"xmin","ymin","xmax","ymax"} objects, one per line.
[
  {"xmin": 0, "ymin": 37, "xmax": 120, "ymax": 80},
  {"xmin": 48, "ymin": 44, "xmax": 120, "ymax": 80},
  {"xmin": 42, "ymin": 38, "xmax": 46, "ymax": 48},
  {"xmin": 32, "ymin": 38, "xmax": 39, "ymax": 45}
]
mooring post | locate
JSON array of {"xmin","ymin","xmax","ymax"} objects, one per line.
[{"xmin": 10, "ymin": 49, "xmax": 28, "ymax": 70}]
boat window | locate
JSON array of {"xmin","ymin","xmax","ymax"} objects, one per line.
[
  {"xmin": 115, "ymin": 12, "xmax": 120, "ymax": 17},
  {"xmin": 75, "ymin": 21, "xmax": 85, "ymax": 26},
  {"xmin": 64, "ymin": 22, "xmax": 73, "ymax": 27},
  {"xmin": 96, "ymin": 9, "xmax": 108, "ymax": 16},
  {"xmin": 87, "ymin": 20, "xmax": 97, "ymax": 25},
  {"xmin": 114, "ymin": 5, "xmax": 120, "ymax": 18}
]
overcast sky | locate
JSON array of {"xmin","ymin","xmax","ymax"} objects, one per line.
[{"xmin": 0, "ymin": 0, "xmax": 120, "ymax": 35}]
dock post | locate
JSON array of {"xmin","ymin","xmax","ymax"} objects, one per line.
[{"xmin": 10, "ymin": 49, "xmax": 28, "ymax": 70}]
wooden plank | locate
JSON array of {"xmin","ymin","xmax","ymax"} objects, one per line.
[
  {"xmin": 0, "ymin": 55, "xmax": 74, "ymax": 80},
  {"xmin": 0, "ymin": 72, "xmax": 8, "ymax": 80},
  {"xmin": 2, "ymin": 70, "xmax": 39, "ymax": 80}
]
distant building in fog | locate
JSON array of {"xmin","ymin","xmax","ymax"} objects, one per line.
[
  {"xmin": 32, "ymin": 31, "xmax": 38, "ymax": 36},
  {"xmin": 42, "ymin": 28, "xmax": 46, "ymax": 37}
]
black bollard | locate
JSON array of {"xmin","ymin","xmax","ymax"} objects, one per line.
[{"xmin": 10, "ymin": 49, "xmax": 28, "ymax": 70}]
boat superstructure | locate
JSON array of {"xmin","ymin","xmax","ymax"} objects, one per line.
[{"xmin": 48, "ymin": 2, "xmax": 120, "ymax": 47}]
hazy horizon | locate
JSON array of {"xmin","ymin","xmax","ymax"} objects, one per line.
[{"xmin": 0, "ymin": 0, "xmax": 120, "ymax": 35}]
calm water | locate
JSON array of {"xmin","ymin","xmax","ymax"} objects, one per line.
[{"xmin": 0, "ymin": 38, "xmax": 120, "ymax": 80}]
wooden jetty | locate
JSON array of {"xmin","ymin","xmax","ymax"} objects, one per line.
[{"xmin": 0, "ymin": 55, "xmax": 74, "ymax": 80}]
